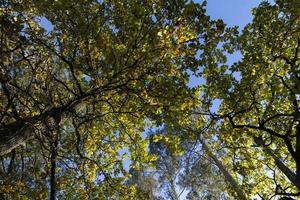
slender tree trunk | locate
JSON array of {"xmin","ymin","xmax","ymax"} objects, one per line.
[
  {"xmin": 200, "ymin": 139, "xmax": 247, "ymax": 200},
  {"xmin": 295, "ymin": 123, "xmax": 300, "ymax": 186},
  {"xmin": 50, "ymin": 135, "xmax": 58, "ymax": 200},
  {"xmin": 263, "ymin": 146, "xmax": 300, "ymax": 190},
  {"xmin": 169, "ymin": 179, "xmax": 179, "ymax": 200},
  {"xmin": 50, "ymin": 150, "xmax": 56, "ymax": 200}
]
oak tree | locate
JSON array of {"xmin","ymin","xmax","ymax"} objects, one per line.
[{"xmin": 0, "ymin": 0, "xmax": 221, "ymax": 198}]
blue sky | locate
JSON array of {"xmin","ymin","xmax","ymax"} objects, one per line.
[{"xmin": 205, "ymin": 0, "xmax": 262, "ymax": 28}]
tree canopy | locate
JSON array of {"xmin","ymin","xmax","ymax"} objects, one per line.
[
  {"xmin": 200, "ymin": 0, "xmax": 300, "ymax": 198},
  {"xmin": 0, "ymin": 0, "xmax": 299, "ymax": 199}
]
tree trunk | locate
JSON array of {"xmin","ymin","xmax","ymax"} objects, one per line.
[
  {"xmin": 295, "ymin": 122, "xmax": 300, "ymax": 187},
  {"xmin": 0, "ymin": 106, "xmax": 65, "ymax": 156},
  {"xmin": 200, "ymin": 139, "xmax": 247, "ymax": 200},
  {"xmin": 169, "ymin": 179, "xmax": 179, "ymax": 200},
  {"xmin": 263, "ymin": 146, "xmax": 300, "ymax": 190},
  {"xmin": 49, "ymin": 137, "xmax": 58, "ymax": 200},
  {"xmin": 0, "ymin": 121, "xmax": 32, "ymax": 156}
]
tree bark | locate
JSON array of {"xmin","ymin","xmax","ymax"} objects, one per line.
[
  {"xmin": 0, "ymin": 105, "xmax": 65, "ymax": 156},
  {"xmin": 263, "ymin": 146, "xmax": 300, "ymax": 190},
  {"xmin": 49, "ymin": 138, "xmax": 57, "ymax": 200},
  {"xmin": 200, "ymin": 139, "xmax": 247, "ymax": 200},
  {"xmin": 295, "ymin": 122, "xmax": 300, "ymax": 186},
  {"xmin": 169, "ymin": 179, "xmax": 179, "ymax": 200},
  {"xmin": 0, "ymin": 121, "xmax": 32, "ymax": 156}
]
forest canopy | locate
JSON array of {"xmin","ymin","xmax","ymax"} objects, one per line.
[{"xmin": 0, "ymin": 0, "xmax": 299, "ymax": 199}]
